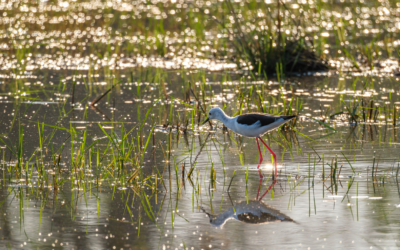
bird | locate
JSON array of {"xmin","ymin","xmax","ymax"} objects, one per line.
[{"xmin": 202, "ymin": 107, "xmax": 296, "ymax": 178}]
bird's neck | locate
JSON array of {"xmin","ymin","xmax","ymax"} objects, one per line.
[{"xmin": 218, "ymin": 113, "xmax": 235, "ymax": 130}]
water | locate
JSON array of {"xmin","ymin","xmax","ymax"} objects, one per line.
[
  {"xmin": 1, "ymin": 71, "xmax": 400, "ymax": 249},
  {"xmin": 2, "ymin": 0, "xmax": 400, "ymax": 249}
]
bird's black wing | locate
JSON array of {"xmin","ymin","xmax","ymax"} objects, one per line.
[{"xmin": 236, "ymin": 113, "xmax": 296, "ymax": 127}]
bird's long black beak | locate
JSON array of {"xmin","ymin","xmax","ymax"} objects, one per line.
[{"xmin": 201, "ymin": 118, "xmax": 210, "ymax": 125}]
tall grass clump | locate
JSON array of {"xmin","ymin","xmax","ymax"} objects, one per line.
[{"xmin": 218, "ymin": 0, "xmax": 328, "ymax": 75}]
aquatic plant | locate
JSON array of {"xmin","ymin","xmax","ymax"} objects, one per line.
[{"xmin": 216, "ymin": 0, "xmax": 329, "ymax": 75}]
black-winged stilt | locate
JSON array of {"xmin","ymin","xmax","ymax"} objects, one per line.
[{"xmin": 203, "ymin": 107, "xmax": 296, "ymax": 178}]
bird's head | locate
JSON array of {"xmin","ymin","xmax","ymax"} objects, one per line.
[{"xmin": 202, "ymin": 107, "xmax": 224, "ymax": 125}]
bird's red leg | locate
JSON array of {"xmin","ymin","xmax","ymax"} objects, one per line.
[
  {"xmin": 256, "ymin": 138, "xmax": 263, "ymax": 164},
  {"xmin": 256, "ymin": 138, "xmax": 263, "ymax": 178},
  {"xmin": 259, "ymin": 137, "xmax": 277, "ymax": 179}
]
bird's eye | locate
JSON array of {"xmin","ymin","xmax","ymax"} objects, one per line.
[{"xmin": 209, "ymin": 112, "xmax": 211, "ymax": 115}]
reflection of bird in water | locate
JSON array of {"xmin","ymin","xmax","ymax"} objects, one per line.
[
  {"xmin": 202, "ymin": 200, "xmax": 294, "ymax": 228},
  {"xmin": 202, "ymin": 168, "xmax": 293, "ymax": 228},
  {"xmin": 203, "ymin": 107, "xmax": 296, "ymax": 178}
]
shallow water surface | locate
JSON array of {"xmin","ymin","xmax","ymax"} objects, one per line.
[
  {"xmin": 2, "ymin": 0, "xmax": 400, "ymax": 249},
  {"xmin": 1, "ymin": 70, "xmax": 400, "ymax": 250}
]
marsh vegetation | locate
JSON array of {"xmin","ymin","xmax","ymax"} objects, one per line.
[{"xmin": 1, "ymin": 0, "xmax": 400, "ymax": 249}]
